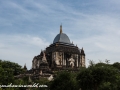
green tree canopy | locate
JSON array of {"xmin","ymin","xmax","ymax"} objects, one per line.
[
  {"xmin": 77, "ymin": 63, "xmax": 120, "ymax": 90},
  {"xmin": 50, "ymin": 71, "xmax": 78, "ymax": 90},
  {"xmin": 0, "ymin": 59, "xmax": 24, "ymax": 85},
  {"xmin": 112, "ymin": 62, "xmax": 120, "ymax": 70}
]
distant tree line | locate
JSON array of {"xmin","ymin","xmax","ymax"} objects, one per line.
[{"xmin": 0, "ymin": 59, "xmax": 120, "ymax": 90}]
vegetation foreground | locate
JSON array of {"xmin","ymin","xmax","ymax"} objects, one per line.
[{"xmin": 0, "ymin": 59, "xmax": 120, "ymax": 90}]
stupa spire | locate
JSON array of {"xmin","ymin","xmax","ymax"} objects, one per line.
[
  {"xmin": 82, "ymin": 47, "xmax": 83, "ymax": 50},
  {"xmin": 42, "ymin": 52, "xmax": 47, "ymax": 62},
  {"xmin": 60, "ymin": 24, "xmax": 62, "ymax": 34},
  {"xmin": 23, "ymin": 63, "xmax": 27, "ymax": 70}
]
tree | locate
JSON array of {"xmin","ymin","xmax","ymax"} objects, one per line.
[
  {"xmin": 112, "ymin": 62, "xmax": 120, "ymax": 70},
  {"xmin": 88, "ymin": 59, "xmax": 95, "ymax": 67},
  {"xmin": 50, "ymin": 71, "xmax": 78, "ymax": 90},
  {"xmin": 77, "ymin": 62, "xmax": 120, "ymax": 90},
  {"xmin": 0, "ymin": 60, "xmax": 24, "ymax": 85}
]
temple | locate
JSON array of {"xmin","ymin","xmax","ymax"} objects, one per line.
[
  {"xmin": 31, "ymin": 25, "xmax": 85, "ymax": 76},
  {"xmin": 14, "ymin": 25, "xmax": 86, "ymax": 80}
]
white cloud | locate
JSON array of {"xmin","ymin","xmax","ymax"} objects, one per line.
[
  {"xmin": 72, "ymin": 33, "xmax": 120, "ymax": 65},
  {"xmin": 0, "ymin": 34, "xmax": 49, "ymax": 69}
]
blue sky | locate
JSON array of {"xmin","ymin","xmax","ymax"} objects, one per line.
[{"xmin": 0, "ymin": 0, "xmax": 120, "ymax": 69}]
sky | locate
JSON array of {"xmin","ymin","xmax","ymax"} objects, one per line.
[{"xmin": 0, "ymin": 0, "xmax": 120, "ymax": 69}]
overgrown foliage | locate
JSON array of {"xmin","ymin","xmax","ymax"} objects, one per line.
[
  {"xmin": 0, "ymin": 59, "xmax": 120, "ymax": 90},
  {"xmin": 0, "ymin": 60, "xmax": 24, "ymax": 85},
  {"xmin": 77, "ymin": 62, "xmax": 120, "ymax": 90},
  {"xmin": 49, "ymin": 71, "xmax": 79, "ymax": 90}
]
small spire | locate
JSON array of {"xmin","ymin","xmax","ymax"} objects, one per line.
[
  {"xmin": 24, "ymin": 63, "xmax": 27, "ymax": 70},
  {"xmin": 24, "ymin": 63, "xmax": 26, "ymax": 68},
  {"xmin": 60, "ymin": 24, "xmax": 62, "ymax": 34},
  {"xmin": 72, "ymin": 41, "xmax": 73, "ymax": 44},
  {"xmin": 42, "ymin": 52, "xmax": 47, "ymax": 62},
  {"xmin": 81, "ymin": 47, "xmax": 85, "ymax": 54},
  {"xmin": 40, "ymin": 49, "xmax": 42, "ymax": 54}
]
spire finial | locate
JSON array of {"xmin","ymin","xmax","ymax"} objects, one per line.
[
  {"xmin": 60, "ymin": 24, "xmax": 62, "ymax": 34},
  {"xmin": 24, "ymin": 63, "xmax": 26, "ymax": 67},
  {"xmin": 82, "ymin": 47, "xmax": 83, "ymax": 50},
  {"xmin": 24, "ymin": 63, "xmax": 27, "ymax": 70},
  {"xmin": 42, "ymin": 52, "xmax": 47, "ymax": 62}
]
